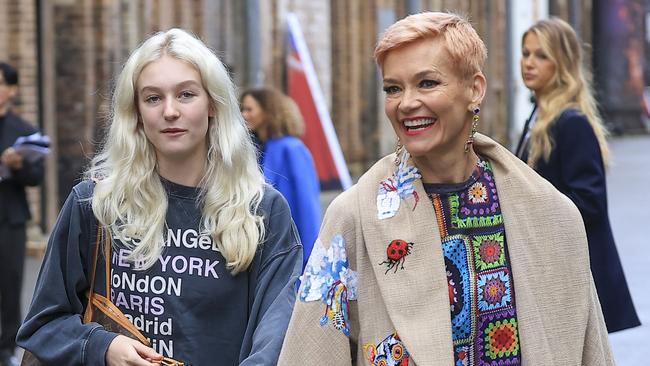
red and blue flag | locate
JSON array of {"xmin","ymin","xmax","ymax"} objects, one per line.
[{"xmin": 286, "ymin": 13, "xmax": 352, "ymax": 190}]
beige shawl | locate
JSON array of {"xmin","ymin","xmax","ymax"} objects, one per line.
[{"xmin": 279, "ymin": 134, "xmax": 614, "ymax": 365}]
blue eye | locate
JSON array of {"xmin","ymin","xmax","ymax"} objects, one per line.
[
  {"xmin": 144, "ymin": 95, "xmax": 160, "ymax": 104},
  {"xmin": 383, "ymin": 85, "xmax": 401, "ymax": 95},
  {"xmin": 180, "ymin": 91, "xmax": 196, "ymax": 99},
  {"xmin": 420, "ymin": 79, "xmax": 439, "ymax": 88}
]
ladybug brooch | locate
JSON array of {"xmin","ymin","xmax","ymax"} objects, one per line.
[{"xmin": 379, "ymin": 239, "xmax": 414, "ymax": 274}]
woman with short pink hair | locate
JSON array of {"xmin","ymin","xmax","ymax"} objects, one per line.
[{"xmin": 279, "ymin": 12, "xmax": 613, "ymax": 366}]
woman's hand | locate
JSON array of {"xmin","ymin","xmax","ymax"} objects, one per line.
[
  {"xmin": 106, "ymin": 335, "xmax": 163, "ymax": 366},
  {"xmin": 0, "ymin": 147, "xmax": 23, "ymax": 170}
]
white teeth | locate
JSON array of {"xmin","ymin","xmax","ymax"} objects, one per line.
[{"xmin": 403, "ymin": 118, "xmax": 435, "ymax": 128}]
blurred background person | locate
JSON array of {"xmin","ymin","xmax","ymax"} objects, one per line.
[
  {"xmin": 241, "ymin": 87, "xmax": 320, "ymax": 267},
  {"xmin": 0, "ymin": 62, "xmax": 44, "ymax": 366},
  {"xmin": 516, "ymin": 17, "xmax": 640, "ymax": 333}
]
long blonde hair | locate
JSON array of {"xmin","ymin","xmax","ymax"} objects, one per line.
[
  {"xmin": 87, "ymin": 29, "xmax": 265, "ymax": 274},
  {"xmin": 524, "ymin": 18, "xmax": 610, "ymax": 167}
]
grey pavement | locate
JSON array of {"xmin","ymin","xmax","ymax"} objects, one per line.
[
  {"xmin": 17, "ymin": 135, "xmax": 650, "ymax": 364},
  {"xmin": 605, "ymin": 135, "xmax": 650, "ymax": 365}
]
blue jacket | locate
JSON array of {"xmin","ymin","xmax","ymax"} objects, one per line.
[
  {"xmin": 519, "ymin": 108, "xmax": 640, "ymax": 332},
  {"xmin": 262, "ymin": 136, "xmax": 320, "ymax": 268}
]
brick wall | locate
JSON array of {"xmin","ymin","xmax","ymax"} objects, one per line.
[
  {"xmin": 0, "ymin": 0, "xmax": 6, "ymax": 60},
  {"xmin": 331, "ymin": 0, "xmax": 378, "ymax": 175},
  {"xmin": 52, "ymin": 3, "xmax": 92, "ymax": 203}
]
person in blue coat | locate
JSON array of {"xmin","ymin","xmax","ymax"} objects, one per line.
[
  {"xmin": 516, "ymin": 18, "xmax": 640, "ymax": 332},
  {"xmin": 241, "ymin": 87, "xmax": 320, "ymax": 268}
]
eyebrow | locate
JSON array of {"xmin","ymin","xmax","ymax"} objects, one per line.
[
  {"xmin": 139, "ymin": 80, "xmax": 202, "ymax": 94},
  {"xmin": 383, "ymin": 69, "xmax": 440, "ymax": 84}
]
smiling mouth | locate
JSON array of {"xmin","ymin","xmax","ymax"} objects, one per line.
[{"xmin": 402, "ymin": 118, "xmax": 436, "ymax": 131}]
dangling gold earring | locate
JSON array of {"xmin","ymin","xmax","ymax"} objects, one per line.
[
  {"xmin": 464, "ymin": 107, "xmax": 480, "ymax": 153},
  {"xmin": 394, "ymin": 138, "xmax": 403, "ymax": 166}
]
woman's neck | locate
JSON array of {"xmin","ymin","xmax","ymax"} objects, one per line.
[
  {"xmin": 414, "ymin": 149, "xmax": 479, "ymax": 184},
  {"xmin": 157, "ymin": 156, "xmax": 206, "ymax": 187},
  {"xmin": 255, "ymin": 128, "xmax": 268, "ymax": 143},
  {"xmin": 534, "ymin": 88, "xmax": 553, "ymax": 105}
]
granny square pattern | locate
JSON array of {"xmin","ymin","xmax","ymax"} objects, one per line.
[{"xmin": 427, "ymin": 158, "xmax": 521, "ymax": 366}]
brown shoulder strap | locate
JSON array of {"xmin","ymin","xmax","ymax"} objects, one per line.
[
  {"xmin": 83, "ymin": 224, "xmax": 103, "ymax": 322},
  {"xmin": 104, "ymin": 229, "xmax": 111, "ymax": 297}
]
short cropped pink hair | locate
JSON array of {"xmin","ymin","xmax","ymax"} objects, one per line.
[{"xmin": 374, "ymin": 12, "xmax": 487, "ymax": 80}]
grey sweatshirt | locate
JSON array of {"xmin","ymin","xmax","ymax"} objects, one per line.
[{"xmin": 17, "ymin": 179, "xmax": 303, "ymax": 366}]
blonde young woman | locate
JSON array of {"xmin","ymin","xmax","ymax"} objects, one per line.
[
  {"xmin": 279, "ymin": 12, "xmax": 613, "ymax": 366},
  {"xmin": 17, "ymin": 29, "xmax": 302, "ymax": 366},
  {"xmin": 516, "ymin": 18, "xmax": 640, "ymax": 333}
]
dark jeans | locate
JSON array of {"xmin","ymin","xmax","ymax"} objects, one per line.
[{"xmin": 0, "ymin": 222, "xmax": 26, "ymax": 352}]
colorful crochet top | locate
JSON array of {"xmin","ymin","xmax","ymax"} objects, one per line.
[{"xmin": 424, "ymin": 158, "xmax": 522, "ymax": 366}]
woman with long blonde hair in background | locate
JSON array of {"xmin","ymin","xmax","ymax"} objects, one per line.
[{"xmin": 516, "ymin": 17, "xmax": 640, "ymax": 333}]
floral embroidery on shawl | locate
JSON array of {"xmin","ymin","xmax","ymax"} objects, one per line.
[
  {"xmin": 363, "ymin": 333, "xmax": 410, "ymax": 366},
  {"xmin": 377, "ymin": 153, "xmax": 421, "ymax": 219},
  {"xmin": 298, "ymin": 234, "xmax": 357, "ymax": 336}
]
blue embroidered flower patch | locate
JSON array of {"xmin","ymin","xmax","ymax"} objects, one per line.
[
  {"xmin": 377, "ymin": 154, "xmax": 421, "ymax": 219},
  {"xmin": 299, "ymin": 234, "xmax": 357, "ymax": 336}
]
